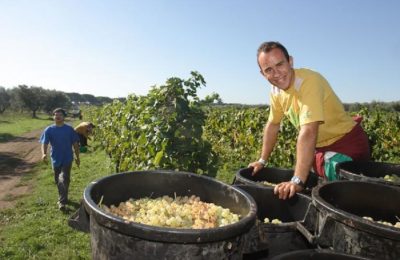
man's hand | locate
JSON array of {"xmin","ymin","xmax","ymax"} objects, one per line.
[
  {"xmin": 73, "ymin": 142, "xmax": 80, "ymax": 168},
  {"xmin": 75, "ymin": 157, "xmax": 80, "ymax": 168},
  {"xmin": 273, "ymin": 181, "xmax": 303, "ymax": 200},
  {"xmin": 248, "ymin": 161, "xmax": 265, "ymax": 176},
  {"xmin": 42, "ymin": 154, "xmax": 48, "ymax": 164}
]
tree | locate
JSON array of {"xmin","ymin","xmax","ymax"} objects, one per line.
[
  {"xmin": 392, "ymin": 101, "xmax": 400, "ymax": 112},
  {"xmin": 0, "ymin": 86, "xmax": 11, "ymax": 113},
  {"xmin": 15, "ymin": 85, "xmax": 47, "ymax": 118},
  {"xmin": 81, "ymin": 94, "xmax": 98, "ymax": 105},
  {"xmin": 202, "ymin": 92, "xmax": 223, "ymax": 105},
  {"xmin": 65, "ymin": 92, "xmax": 84, "ymax": 103},
  {"xmin": 42, "ymin": 90, "xmax": 71, "ymax": 115},
  {"xmin": 96, "ymin": 96, "xmax": 114, "ymax": 105},
  {"xmin": 8, "ymin": 88, "xmax": 23, "ymax": 112}
]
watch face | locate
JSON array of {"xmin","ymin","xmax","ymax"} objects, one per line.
[{"xmin": 291, "ymin": 176, "xmax": 304, "ymax": 187}]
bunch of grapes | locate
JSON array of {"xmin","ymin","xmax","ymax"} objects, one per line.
[
  {"xmin": 259, "ymin": 181, "xmax": 276, "ymax": 187},
  {"xmin": 382, "ymin": 174, "xmax": 400, "ymax": 183},
  {"xmin": 263, "ymin": 217, "xmax": 282, "ymax": 224},
  {"xmin": 363, "ymin": 216, "xmax": 400, "ymax": 228},
  {"xmin": 102, "ymin": 195, "xmax": 240, "ymax": 229}
]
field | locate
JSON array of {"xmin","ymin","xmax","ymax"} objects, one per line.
[
  {"xmin": 1, "ymin": 92, "xmax": 399, "ymax": 259},
  {"xmin": 0, "ymin": 114, "xmax": 114, "ymax": 259},
  {"xmin": 0, "ymin": 136, "xmax": 111, "ymax": 258},
  {"xmin": 0, "ymin": 112, "xmax": 53, "ymax": 143}
]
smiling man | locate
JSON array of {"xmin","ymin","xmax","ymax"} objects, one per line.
[{"xmin": 249, "ymin": 41, "xmax": 370, "ymax": 199}]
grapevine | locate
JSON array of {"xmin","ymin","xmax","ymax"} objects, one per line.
[{"xmin": 84, "ymin": 75, "xmax": 400, "ymax": 182}]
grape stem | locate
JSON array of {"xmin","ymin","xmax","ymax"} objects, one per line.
[{"xmin": 98, "ymin": 195, "xmax": 104, "ymax": 207}]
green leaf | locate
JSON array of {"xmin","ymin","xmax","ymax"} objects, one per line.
[{"xmin": 154, "ymin": 150, "xmax": 164, "ymax": 166}]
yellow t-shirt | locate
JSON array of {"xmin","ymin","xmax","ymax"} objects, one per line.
[
  {"xmin": 268, "ymin": 68, "xmax": 355, "ymax": 147},
  {"xmin": 74, "ymin": 122, "xmax": 91, "ymax": 138}
]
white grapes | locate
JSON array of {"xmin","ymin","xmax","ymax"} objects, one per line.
[
  {"xmin": 363, "ymin": 216, "xmax": 400, "ymax": 228},
  {"xmin": 259, "ymin": 181, "xmax": 276, "ymax": 187},
  {"xmin": 102, "ymin": 195, "xmax": 240, "ymax": 229},
  {"xmin": 382, "ymin": 174, "xmax": 400, "ymax": 183}
]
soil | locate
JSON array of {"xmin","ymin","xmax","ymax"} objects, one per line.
[{"xmin": 0, "ymin": 129, "xmax": 44, "ymax": 210}]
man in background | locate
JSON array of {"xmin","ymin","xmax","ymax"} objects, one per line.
[
  {"xmin": 40, "ymin": 108, "xmax": 80, "ymax": 211},
  {"xmin": 74, "ymin": 122, "xmax": 95, "ymax": 151}
]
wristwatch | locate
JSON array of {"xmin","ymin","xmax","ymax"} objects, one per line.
[
  {"xmin": 290, "ymin": 176, "xmax": 305, "ymax": 188},
  {"xmin": 258, "ymin": 158, "xmax": 267, "ymax": 167}
]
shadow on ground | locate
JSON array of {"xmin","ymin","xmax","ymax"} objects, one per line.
[
  {"xmin": 0, "ymin": 134, "xmax": 39, "ymax": 143},
  {"xmin": 0, "ymin": 152, "xmax": 35, "ymax": 175},
  {"xmin": 0, "ymin": 133, "xmax": 16, "ymax": 143}
]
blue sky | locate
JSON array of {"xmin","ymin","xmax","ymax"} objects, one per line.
[{"xmin": 1, "ymin": 1, "xmax": 399, "ymax": 104}]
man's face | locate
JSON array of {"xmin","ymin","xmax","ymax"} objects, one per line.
[
  {"xmin": 53, "ymin": 112, "xmax": 65, "ymax": 123},
  {"xmin": 258, "ymin": 48, "xmax": 294, "ymax": 90}
]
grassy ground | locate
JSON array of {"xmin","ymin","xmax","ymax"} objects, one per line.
[
  {"xmin": 0, "ymin": 144, "xmax": 113, "ymax": 259},
  {"xmin": 0, "ymin": 112, "xmax": 83, "ymax": 143},
  {"xmin": 0, "ymin": 112, "xmax": 55, "ymax": 142},
  {"xmin": 0, "ymin": 144, "xmax": 237, "ymax": 259},
  {"xmin": 0, "ymin": 112, "xmax": 238, "ymax": 259}
]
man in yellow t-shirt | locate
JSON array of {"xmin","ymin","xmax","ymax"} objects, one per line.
[
  {"xmin": 249, "ymin": 41, "xmax": 370, "ymax": 199},
  {"xmin": 74, "ymin": 122, "xmax": 95, "ymax": 148}
]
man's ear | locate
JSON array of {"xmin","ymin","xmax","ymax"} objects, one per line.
[{"xmin": 289, "ymin": 56, "xmax": 294, "ymax": 67}]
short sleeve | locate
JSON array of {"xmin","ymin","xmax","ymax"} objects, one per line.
[
  {"xmin": 267, "ymin": 92, "xmax": 284, "ymax": 124},
  {"xmin": 39, "ymin": 128, "xmax": 50, "ymax": 144}
]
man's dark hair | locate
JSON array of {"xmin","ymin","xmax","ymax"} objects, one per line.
[
  {"xmin": 53, "ymin": 108, "xmax": 66, "ymax": 117},
  {"xmin": 257, "ymin": 41, "xmax": 290, "ymax": 62}
]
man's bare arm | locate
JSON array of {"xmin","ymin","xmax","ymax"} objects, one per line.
[{"xmin": 248, "ymin": 121, "xmax": 280, "ymax": 174}]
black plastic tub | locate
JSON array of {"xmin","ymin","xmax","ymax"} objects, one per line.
[
  {"xmin": 235, "ymin": 185, "xmax": 314, "ymax": 259},
  {"xmin": 83, "ymin": 170, "xmax": 257, "ymax": 260},
  {"xmin": 337, "ymin": 161, "xmax": 400, "ymax": 186},
  {"xmin": 301, "ymin": 181, "xmax": 400, "ymax": 260},
  {"xmin": 233, "ymin": 167, "xmax": 320, "ymax": 195},
  {"xmin": 270, "ymin": 249, "xmax": 371, "ymax": 260}
]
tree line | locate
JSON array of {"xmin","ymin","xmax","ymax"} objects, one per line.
[
  {"xmin": 0, "ymin": 85, "xmax": 116, "ymax": 118},
  {"xmin": 1, "ymin": 84, "xmax": 399, "ymax": 118},
  {"xmin": 343, "ymin": 101, "xmax": 400, "ymax": 112},
  {"xmin": 213, "ymin": 101, "xmax": 400, "ymax": 113}
]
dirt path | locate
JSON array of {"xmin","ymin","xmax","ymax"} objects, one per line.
[{"xmin": 0, "ymin": 129, "xmax": 43, "ymax": 210}]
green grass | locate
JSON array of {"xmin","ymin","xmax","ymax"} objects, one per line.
[
  {"xmin": 0, "ymin": 143, "xmax": 238, "ymax": 259},
  {"xmin": 0, "ymin": 111, "xmax": 84, "ymax": 143},
  {"xmin": 0, "ymin": 112, "xmax": 53, "ymax": 142},
  {"xmin": 0, "ymin": 111, "xmax": 237, "ymax": 259},
  {"xmin": 0, "ymin": 145, "xmax": 114, "ymax": 259}
]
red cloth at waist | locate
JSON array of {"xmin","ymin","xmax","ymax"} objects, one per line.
[{"xmin": 313, "ymin": 116, "xmax": 370, "ymax": 178}]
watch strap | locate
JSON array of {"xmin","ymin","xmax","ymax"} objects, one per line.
[{"xmin": 291, "ymin": 176, "xmax": 305, "ymax": 188}]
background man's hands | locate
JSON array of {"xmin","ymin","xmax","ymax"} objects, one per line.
[
  {"xmin": 248, "ymin": 161, "xmax": 264, "ymax": 176},
  {"xmin": 42, "ymin": 154, "xmax": 48, "ymax": 164},
  {"xmin": 75, "ymin": 157, "xmax": 80, "ymax": 168}
]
